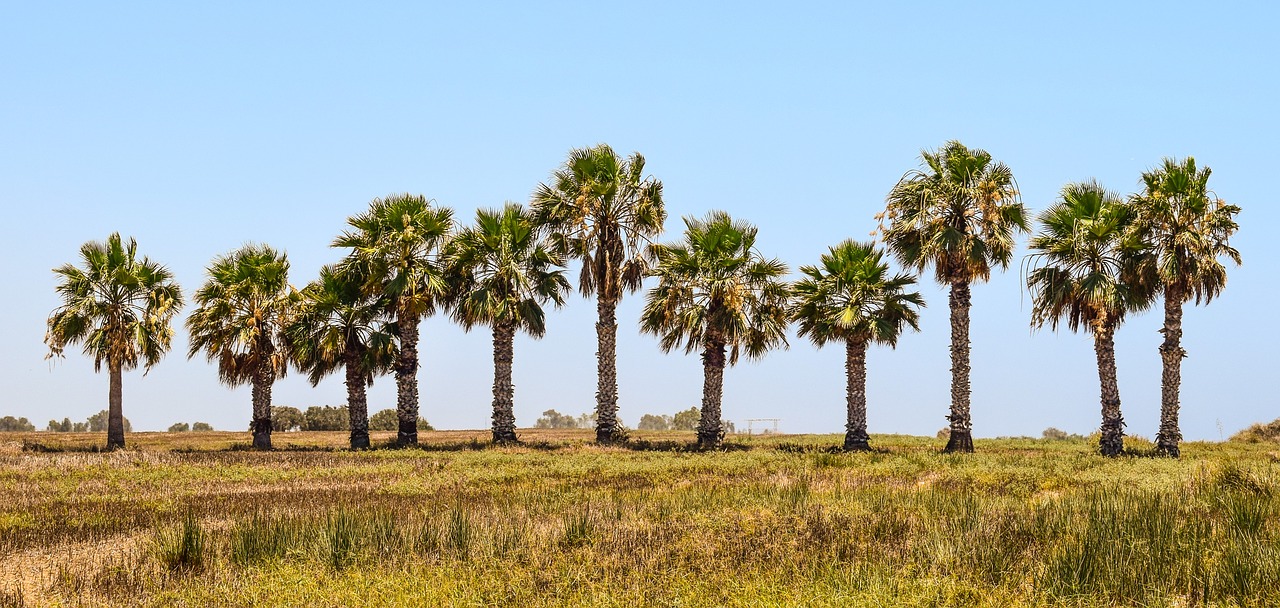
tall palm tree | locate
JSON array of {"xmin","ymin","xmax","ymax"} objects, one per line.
[
  {"xmin": 288, "ymin": 264, "xmax": 397, "ymax": 449},
  {"xmin": 640, "ymin": 211, "xmax": 790, "ymax": 449},
  {"xmin": 880, "ymin": 140, "xmax": 1028, "ymax": 453},
  {"xmin": 1130, "ymin": 158, "xmax": 1241, "ymax": 457},
  {"xmin": 45, "ymin": 233, "xmax": 183, "ymax": 450},
  {"xmin": 791, "ymin": 240, "xmax": 924, "ymax": 451},
  {"xmin": 1026, "ymin": 182, "xmax": 1153, "ymax": 456},
  {"xmin": 335, "ymin": 194, "xmax": 454, "ymax": 446},
  {"xmin": 187, "ymin": 244, "xmax": 294, "ymax": 450},
  {"xmin": 445, "ymin": 203, "xmax": 570, "ymax": 443},
  {"xmin": 532, "ymin": 144, "xmax": 666, "ymax": 443}
]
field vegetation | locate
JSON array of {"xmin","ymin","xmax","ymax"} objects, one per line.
[{"xmin": 2, "ymin": 430, "xmax": 1278, "ymax": 607}]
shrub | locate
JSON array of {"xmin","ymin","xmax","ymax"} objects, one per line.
[
  {"xmin": 167, "ymin": 422, "xmax": 190, "ymax": 433},
  {"xmin": 191, "ymin": 422, "xmax": 214, "ymax": 432},
  {"xmin": 1042, "ymin": 427, "xmax": 1069, "ymax": 440}
]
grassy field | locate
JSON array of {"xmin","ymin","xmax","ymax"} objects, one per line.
[{"xmin": 1, "ymin": 430, "xmax": 1278, "ymax": 607}]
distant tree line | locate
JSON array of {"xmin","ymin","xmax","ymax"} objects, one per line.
[
  {"xmin": 264, "ymin": 405, "xmax": 433, "ymax": 433},
  {"xmin": 45, "ymin": 410, "xmax": 132, "ymax": 433},
  {"xmin": 0, "ymin": 416, "xmax": 36, "ymax": 432}
]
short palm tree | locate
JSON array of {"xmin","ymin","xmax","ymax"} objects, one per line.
[
  {"xmin": 792, "ymin": 240, "xmax": 924, "ymax": 451},
  {"xmin": 288, "ymin": 264, "xmax": 396, "ymax": 449},
  {"xmin": 1130, "ymin": 157, "xmax": 1241, "ymax": 457},
  {"xmin": 880, "ymin": 140, "xmax": 1028, "ymax": 452},
  {"xmin": 532, "ymin": 144, "xmax": 666, "ymax": 443},
  {"xmin": 1026, "ymin": 182, "xmax": 1153, "ymax": 456},
  {"xmin": 187, "ymin": 244, "xmax": 294, "ymax": 450},
  {"xmin": 335, "ymin": 194, "xmax": 454, "ymax": 446},
  {"xmin": 445, "ymin": 203, "xmax": 570, "ymax": 443},
  {"xmin": 640, "ymin": 211, "xmax": 790, "ymax": 449},
  {"xmin": 45, "ymin": 234, "xmax": 183, "ymax": 450}
]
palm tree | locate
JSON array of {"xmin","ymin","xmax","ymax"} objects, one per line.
[
  {"xmin": 880, "ymin": 140, "xmax": 1028, "ymax": 453},
  {"xmin": 335, "ymin": 194, "xmax": 454, "ymax": 446},
  {"xmin": 445, "ymin": 203, "xmax": 570, "ymax": 443},
  {"xmin": 1026, "ymin": 182, "xmax": 1153, "ymax": 456},
  {"xmin": 187, "ymin": 244, "xmax": 294, "ymax": 450},
  {"xmin": 288, "ymin": 264, "xmax": 397, "ymax": 449},
  {"xmin": 532, "ymin": 144, "xmax": 666, "ymax": 443},
  {"xmin": 1130, "ymin": 158, "xmax": 1241, "ymax": 457},
  {"xmin": 791, "ymin": 240, "xmax": 924, "ymax": 451},
  {"xmin": 45, "ymin": 234, "xmax": 183, "ymax": 450},
  {"xmin": 640, "ymin": 211, "xmax": 790, "ymax": 449}
]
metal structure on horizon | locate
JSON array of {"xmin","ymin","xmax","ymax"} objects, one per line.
[{"xmin": 744, "ymin": 418, "xmax": 780, "ymax": 435}]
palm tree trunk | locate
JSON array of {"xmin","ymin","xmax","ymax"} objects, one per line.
[
  {"xmin": 594, "ymin": 295, "xmax": 622, "ymax": 443},
  {"xmin": 345, "ymin": 347, "xmax": 370, "ymax": 450},
  {"xmin": 1094, "ymin": 323, "xmax": 1125, "ymax": 457},
  {"xmin": 844, "ymin": 339, "xmax": 871, "ymax": 451},
  {"xmin": 106, "ymin": 359, "xmax": 125, "ymax": 450},
  {"xmin": 1155, "ymin": 286, "xmax": 1186, "ymax": 457},
  {"xmin": 945, "ymin": 280, "xmax": 974, "ymax": 453},
  {"xmin": 250, "ymin": 358, "xmax": 273, "ymax": 450},
  {"xmin": 491, "ymin": 321, "xmax": 518, "ymax": 443},
  {"xmin": 395, "ymin": 310, "xmax": 421, "ymax": 446},
  {"xmin": 697, "ymin": 339, "xmax": 727, "ymax": 449}
]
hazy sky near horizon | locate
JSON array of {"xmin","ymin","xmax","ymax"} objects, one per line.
[{"xmin": 1, "ymin": 2, "xmax": 1275, "ymax": 439}]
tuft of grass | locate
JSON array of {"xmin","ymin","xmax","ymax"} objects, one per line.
[
  {"xmin": 446, "ymin": 506, "xmax": 473, "ymax": 560},
  {"xmin": 320, "ymin": 510, "xmax": 358, "ymax": 570},
  {"xmin": 561, "ymin": 506, "xmax": 595, "ymax": 547},
  {"xmin": 153, "ymin": 511, "xmax": 205, "ymax": 572}
]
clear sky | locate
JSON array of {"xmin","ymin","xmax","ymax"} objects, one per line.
[{"xmin": 1, "ymin": 2, "xmax": 1275, "ymax": 439}]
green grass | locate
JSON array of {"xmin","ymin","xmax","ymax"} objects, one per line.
[{"xmin": 2, "ymin": 430, "xmax": 1278, "ymax": 606}]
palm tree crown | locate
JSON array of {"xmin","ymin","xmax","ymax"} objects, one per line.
[
  {"xmin": 186, "ymin": 244, "xmax": 294, "ymax": 449},
  {"xmin": 881, "ymin": 140, "xmax": 1028, "ymax": 282},
  {"xmin": 1027, "ymin": 181, "xmax": 1153, "ymax": 333},
  {"xmin": 335, "ymin": 194, "xmax": 455, "ymax": 319},
  {"xmin": 532, "ymin": 144, "xmax": 665, "ymax": 302},
  {"xmin": 446, "ymin": 203, "xmax": 570, "ymax": 442},
  {"xmin": 793, "ymin": 240, "xmax": 924, "ymax": 349},
  {"xmin": 1130, "ymin": 157, "xmax": 1241, "ymax": 305},
  {"xmin": 45, "ymin": 233, "xmax": 183, "ymax": 449},
  {"xmin": 290, "ymin": 265, "xmax": 396, "ymax": 386},
  {"xmin": 532, "ymin": 144, "xmax": 665, "ymax": 443},
  {"xmin": 641, "ymin": 211, "xmax": 790, "ymax": 448},
  {"xmin": 446, "ymin": 203, "xmax": 570, "ymax": 336}
]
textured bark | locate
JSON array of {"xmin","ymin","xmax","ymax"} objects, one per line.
[
  {"xmin": 1094, "ymin": 323, "xmax": 1125, "ymax": 457},
  {"xmin": 250, "ymin": 354, "xmax": 273, "ymax": 450},
  {"xmin": 345, "ymin": 346, "xmax": 370, "ymax": 450},
  {"xmin": 106, "ymin": 360, "xmax": 125, "ymax": 450},
  {"xmin": 1155, "ymin": 287, "xmax": 1186, "ymax": 458},
  {"xmin": 491, "ymin": 321, "xmax": 518, "ymax": 443},
  {"xmin": 395, "ymin": 313, "xmax": 421, "ymax": 446},
  {"xmin": 697, "ymin": 339, "xmax": 727, "ymax": 449},
  {"xmin": 594, "ymin": 296, "xmax": 622, "ymax": 443},
  {"xmin": 844, "ymin": 339, "xmax": 871, "ymax": 451},
  {"xmin": 944, "ymin": 280, "xmax": 974, "ymax": 453}
]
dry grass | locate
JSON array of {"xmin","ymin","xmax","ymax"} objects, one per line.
[{"xmin": 1, "ymin": 430, "xmax": 1277, "ymax": 607}]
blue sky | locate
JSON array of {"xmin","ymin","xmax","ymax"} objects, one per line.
[{"xmin": 1, "ymin": 2, "xmax": 1274, "ymax": 439}]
